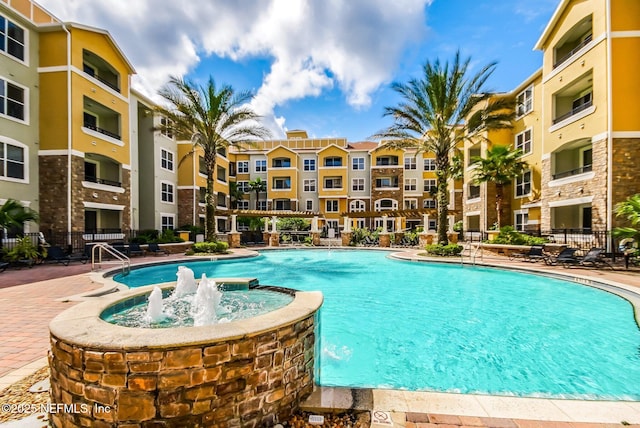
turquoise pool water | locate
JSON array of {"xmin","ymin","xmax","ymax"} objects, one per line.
[{"xmin": 114, "ymin": 250, "xmax": 640, "ymax": 400}]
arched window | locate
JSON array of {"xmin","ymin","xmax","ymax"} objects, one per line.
[
  {"xmin": 350, "ymin": 200, "xmax": 366, "ymax": 212},
  {"xmin": 374, "ymin": 199, "xmax": 397, "ymax": 211}
]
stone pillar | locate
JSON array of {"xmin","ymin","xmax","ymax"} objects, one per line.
[
  {"xmin": 271, "ymin": 216, "xmax": 278, "ymax": 232},
  {"xmin": 262, "ymin": 217, "xmax": 270, "ymax": 244},
  {"xmin": 381, "ymin": 215, "xmax": 388, "ymax": 233},
  {"xmin": 228, "ymin": 233, "xmax": 241, "ymax": 248},
  {"xmin": 423, "ymin": 213, "xmax": 430, "ymax": 231},
  {"xmin": 447, "ymin": 232, "xmax": 459, "ymax": 244},
  {"xmin": 447, "ymin": 215, "xmax": 455, "ymax": 233},
  {"xmin": 379, "ymin": 233, "xmax": 391, "ymax": 248},
  {"xmin": 311, "ymin": 216, "xmax": 319, "ymax": 233},
  {"xmin": 230, "ymin": 214, "xmax": 238, "ymax": 233},
  {"xmin": 341, "ymin": 231, "xmax": 352, "ymax": 246},
  {"xmin": 264, "ymin": 217, "xmax": 271, "ymax": 233},
  {"xmin": 311, "ymin": 232, "xmax": 321, "ymax": 246},
  {"xmin": 269, "ymin": 232, "xmax": 280, "ymax": 247}
]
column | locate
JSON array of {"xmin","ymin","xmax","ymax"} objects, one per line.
[{"xmin": 311, "ymin": 216, "xmax": 321, "ymax": 246}]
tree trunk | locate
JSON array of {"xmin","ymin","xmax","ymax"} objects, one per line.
[
  {"xmin": 495, "ymin": 183, "xmax": 503, "ymax": 229},
  {"xmin": 255, "ymin": 191, "xmax": 260, "ymax": 209},
  {"xmin": 436, "ymin": 156, "xmax": 450, "ymax": 245},
  {"xmin": 205, "ymin": 160, "xmax": 216, "ymax": 242}
]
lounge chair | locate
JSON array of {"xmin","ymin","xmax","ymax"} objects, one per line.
[
  {"xmin": 0, "ymin": 261, "xmax": 8, "ymax": 272},
  {"xmin": 363, "ymin": 235, "xmax": 379, "ymax": 247},
  {"xmin": 45, "ymin": 245, "xmax": 71, "ymax": 266},
  {"xmin": 510, "ymin": 245, "xmax": 548, "ymax": 263},
  {"xmin": 128, "ymin": 242, "xmax": 145, "ymax": 256},
  {"xmin": 579, "ymin": 247, "xmax": 613, "ymax": 269},
  {"xmin": 147, "ymin": 243, "xmax": 169, "ymax": 255},
  {"xmin": 546, "ymin": 247, "xmax": 579, "ymax": 266}
]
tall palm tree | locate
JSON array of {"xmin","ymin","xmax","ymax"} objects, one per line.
[
  {"xmin": 472, "ymin": 145, "xmax": 528, "ymax": 228},
  {"xmin": 248, "ymin": 177, "xmax": 267, "ymax": 210},
  {"xmin": 157, "ymin": 76, "xmax": 271, "ymax": 241},
  {"xmin": 373, "ymin": 51, "xmax": 513, "ymax": 245}
]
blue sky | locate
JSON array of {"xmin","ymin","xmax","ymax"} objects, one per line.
[{"xmin": 40, "ymin": 0, "xmax": 559, "ymax": 141}]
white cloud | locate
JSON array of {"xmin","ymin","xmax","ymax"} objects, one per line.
[{"xmin": 38, "ymin": 0, "xmax": 430, "ymax": 137}]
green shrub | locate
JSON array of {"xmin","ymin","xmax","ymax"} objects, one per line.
[
  {"xmin": 192, "ymin": 241, "xmax": 228, "ymax": 254},
  {"xmin": 424, "ymin": 243, "xmax": 463, "ymax": 256},
  {"xmin": 489, "ymin": 226, "xmax": 548, "ymax": 245}
]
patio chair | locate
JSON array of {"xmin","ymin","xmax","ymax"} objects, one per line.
[
  {"xmin": 0, "ymin": 261, "xmax": 8, "ymax": 272},
  {"xmin": 128, "ymin": 242, "xmax": 145, "ymax": 257},
  {"xmin": 510, "ymin": 245, "xmax": 548, "ymax": 263},
  {"xmin": 45, "ymin": 245, "xmax": 71, "ymax": 266},
  {"xmin": 579, "ymin": 247, "xmax": 613, "ymax": 270},
  {"xmin": 147, "ymin": 243, "xmax": 169, "ymax": 255},
  {"xmin": 545, "ymin": 247, "xmax": 579, "ymax": 266}
]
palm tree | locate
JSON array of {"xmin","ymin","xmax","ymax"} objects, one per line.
[
  {"xmin": 229, "ymin": 181, "xmax": 244, "ymax": 210},
  {"xmin": 472, "ymin": 145, "xmax": 528, "ymax": 228},
  {"xmin": 248, "ymin": 177, "xmax": 267, "ymax": 210},
  {"xmin": 373, "ymin": 51, "xmax": 513, "ymax": 245},
  {"xmin": 157, "ymin": 76, "xmax": 271, "ymax": 241},
  {"xmin": 0, "ymin": 199, "xmax": 39, "ymax": 232}
]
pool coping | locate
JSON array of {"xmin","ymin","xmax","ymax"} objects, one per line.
[{"xmin": 88, "ymin": 247, "xmax": 640, "ymax": 423}]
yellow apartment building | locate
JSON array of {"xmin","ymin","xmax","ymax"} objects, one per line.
[{"xmin": 38, "ymin": 22, "xmax": 135, "ymax": 233}]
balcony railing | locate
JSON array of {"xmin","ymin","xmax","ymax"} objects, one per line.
[
  {"xmin": 552, "ymin": 99, "xmax": 593, "ymax": 124},
  {"xmin": 552, "ymin": 164, "xmax": 592, "ymax": 180},
  {"xmin": 553, "ymin": 34, "xmax": 592, "ymax": 68},
  {"xmin": 93, "ymin": 73, "xmax": 120, "ymax": 92},
  {"xmin": 84, "ymin": 175, "xmax": 122, "ymax": 187},
  {"xmin": 84, "ymin": 123, "xmax": 121, "ymax": 140}
]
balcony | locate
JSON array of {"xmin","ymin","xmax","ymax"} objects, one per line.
[
  {"xmin": 272, "ymin": 157, "xmax": 291, "ymax": 168},
  {"xmin": 375, "ymin": 156, "xmax": 399, "ymax": 166},
  {"xmin": 553, "ymin": 16, "xmax": 592, "ymax": 69},
  {"xmin": 83, "ymin": 97, "xmax": 122, "ymax": 143},
  {"xmin": 83, "ymin": 49, "xmax": 121, "ymax": 93},
  {"xmin": 551, "ymin": 141, "xmax": 593, "ymax": 182},
  {"xmin": 467, "ymin": 185, "xmax": 480, "ymax": 200},
  {"xmin": 84, "ymin": 175, "xmax": 121, "ymax": 187},
  {"xmin": 374, "ymin": 177, "xmax": 399, "ymax": 189},
  {"xmin": 83, "ymin": 154, "xmax": 124, "ymax": 192},
  {"xmin": 552, "ymin": 93, "xmax": 592, "ymax": 124}
]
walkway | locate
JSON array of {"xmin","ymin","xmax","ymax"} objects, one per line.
[{"xmin": 1, "ymin": 247, "xmax": 639, "ymax": 426}]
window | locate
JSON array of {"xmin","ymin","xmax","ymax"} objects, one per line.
[
  {"xmin": 217, "ymin": 146, "xmax": 226, "ymax": 157},
  {"xmin": 324, "ymin": 156, "xmax": 343, "ymax": 167},
  {"xmin": 0, "ymin": 78, "xmax": 26, "ymax": 121},
  {"xmin": 404, "ymin": 178, "xmax": 417, "ymax": 192},
  {"xmin": 423, "ymin": 158, "xmax": 436, "ymax": 171},
  {"xmin": 423, "ymin": 179, "xmax": 436, "ymax": 193},
  {"xmin": 374, "ymin": 199, "xmax": 397, "ymax": 211},
  {"xmin": 199, "ymin": 156, "xmax": 207, "ymax": 175},
  {"xmin": 161, "ymin": 182, "xmax": 174, "ymax": 203},
  {"xmin": 516, "ymin": 85, "xmax": 533, "ymax": 117},
  {"xmin": 352, "ymin": 157, "xmax": 365, "ymax": 170},
  {"xmin": 0, "ymin": 140, "xmax": 25, "ymax": 181},
  {"xmin": 237, "ymin": 200, "xmax": 249, "ymax": 210},
  {"xmin": 272, "ymin": 157, "xmax": 291, "ymax": 168},
  {"xmin": 352, "ymin": 178, "xmax": 365, "ymax": 192},
  {"xmin": 237, "ymin": 161, "xmax": 249, "ymax": 174},
  {"xmin": 274, "ymin": 199, "xmax": 291, "ymax": 210},
  {"xmin": 160, "ymin": 149, "xmax": 174, "ymax": 171},
  {"xmin": 350, "ymin": 200, "xmax": 366, "ymax": 212},
  {"xmin": 161, "ymin": 215, "xmax": 175, "ymax": 231},
  {"xmin": 468, "ymin": 184, "xmax": 480, "ymax": 200},
  {"xmin": 160, "ymin": 117, "xmax": 173, "ymax": 139},
  {"xmin": 236, "ymin": 181, "xmax": 250, "ymax": 193},
  {"xmin": 306, "ymin": 200, "xmax": 313, "ymax": 211},
  {"xmin": 515, "ymin": 129, "xmax": 532, "ymax": 155},
  {"xmin": 199, "ymin": 187, "xmax": 206, "ymax": 204},
  {"xmin": 217, "ymin": 192, "xmax": 227, "ymax": 207},
  {"xmin": 303, "ymin": 179, "xmax": 316, "ymax": 192},
  {"xmin": 216, "ymin": 165, "xmax": 226, "ymax": 182},
  {"xmin": 324, "ymin": 177, "xmax": 342, "ymax": 189},
  {"xmin": 515, "ymin": 170, "xmax": 532, "ymax": 197},
  {"xmin": 255, "ymin": 159, "xmax": 267, "ymax": 172},
  {"xmin": 404, "ymin": 199, "xmax": 417, "ymax": 209},
  {"xmin": 0, "ymin": 16, "xmax": 26, "ymax": 61},
  {"xmin": 515, "ymin": 212, "xmax": 529, "ymax": 231},
  {"xmin": 423, "ymin": 199, "xmax": 436, "ymax": 209},
  {"xmin": 375, "ymin": 177, "xmax": 398, "ymax": 188},
  {"xmin": 273, "ymin": 177, "xmax": 291, "ymax": 189},
  {"xmin": 404, "ymin": 157, "xmax": 416, "ymax": 170},
  {"xmin": 257, "ymin": 200, "xmax": 267, "ymax": 210},
  {"xmin": 303, "ymin": 159, "xmax": 316, "ymax": 171},
  {"xmin": 326, "ymin": 200, "xmax": 339, "ymax": 212}
]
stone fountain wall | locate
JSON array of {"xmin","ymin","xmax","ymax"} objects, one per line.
[{"xmin": 48, "ymin": 313, "xmax": 317, "ymax": 427}]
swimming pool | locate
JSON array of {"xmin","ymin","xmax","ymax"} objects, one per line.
[{"xmin": 114, "ymin": 249, "xmax": 640, "ymax": 400}]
